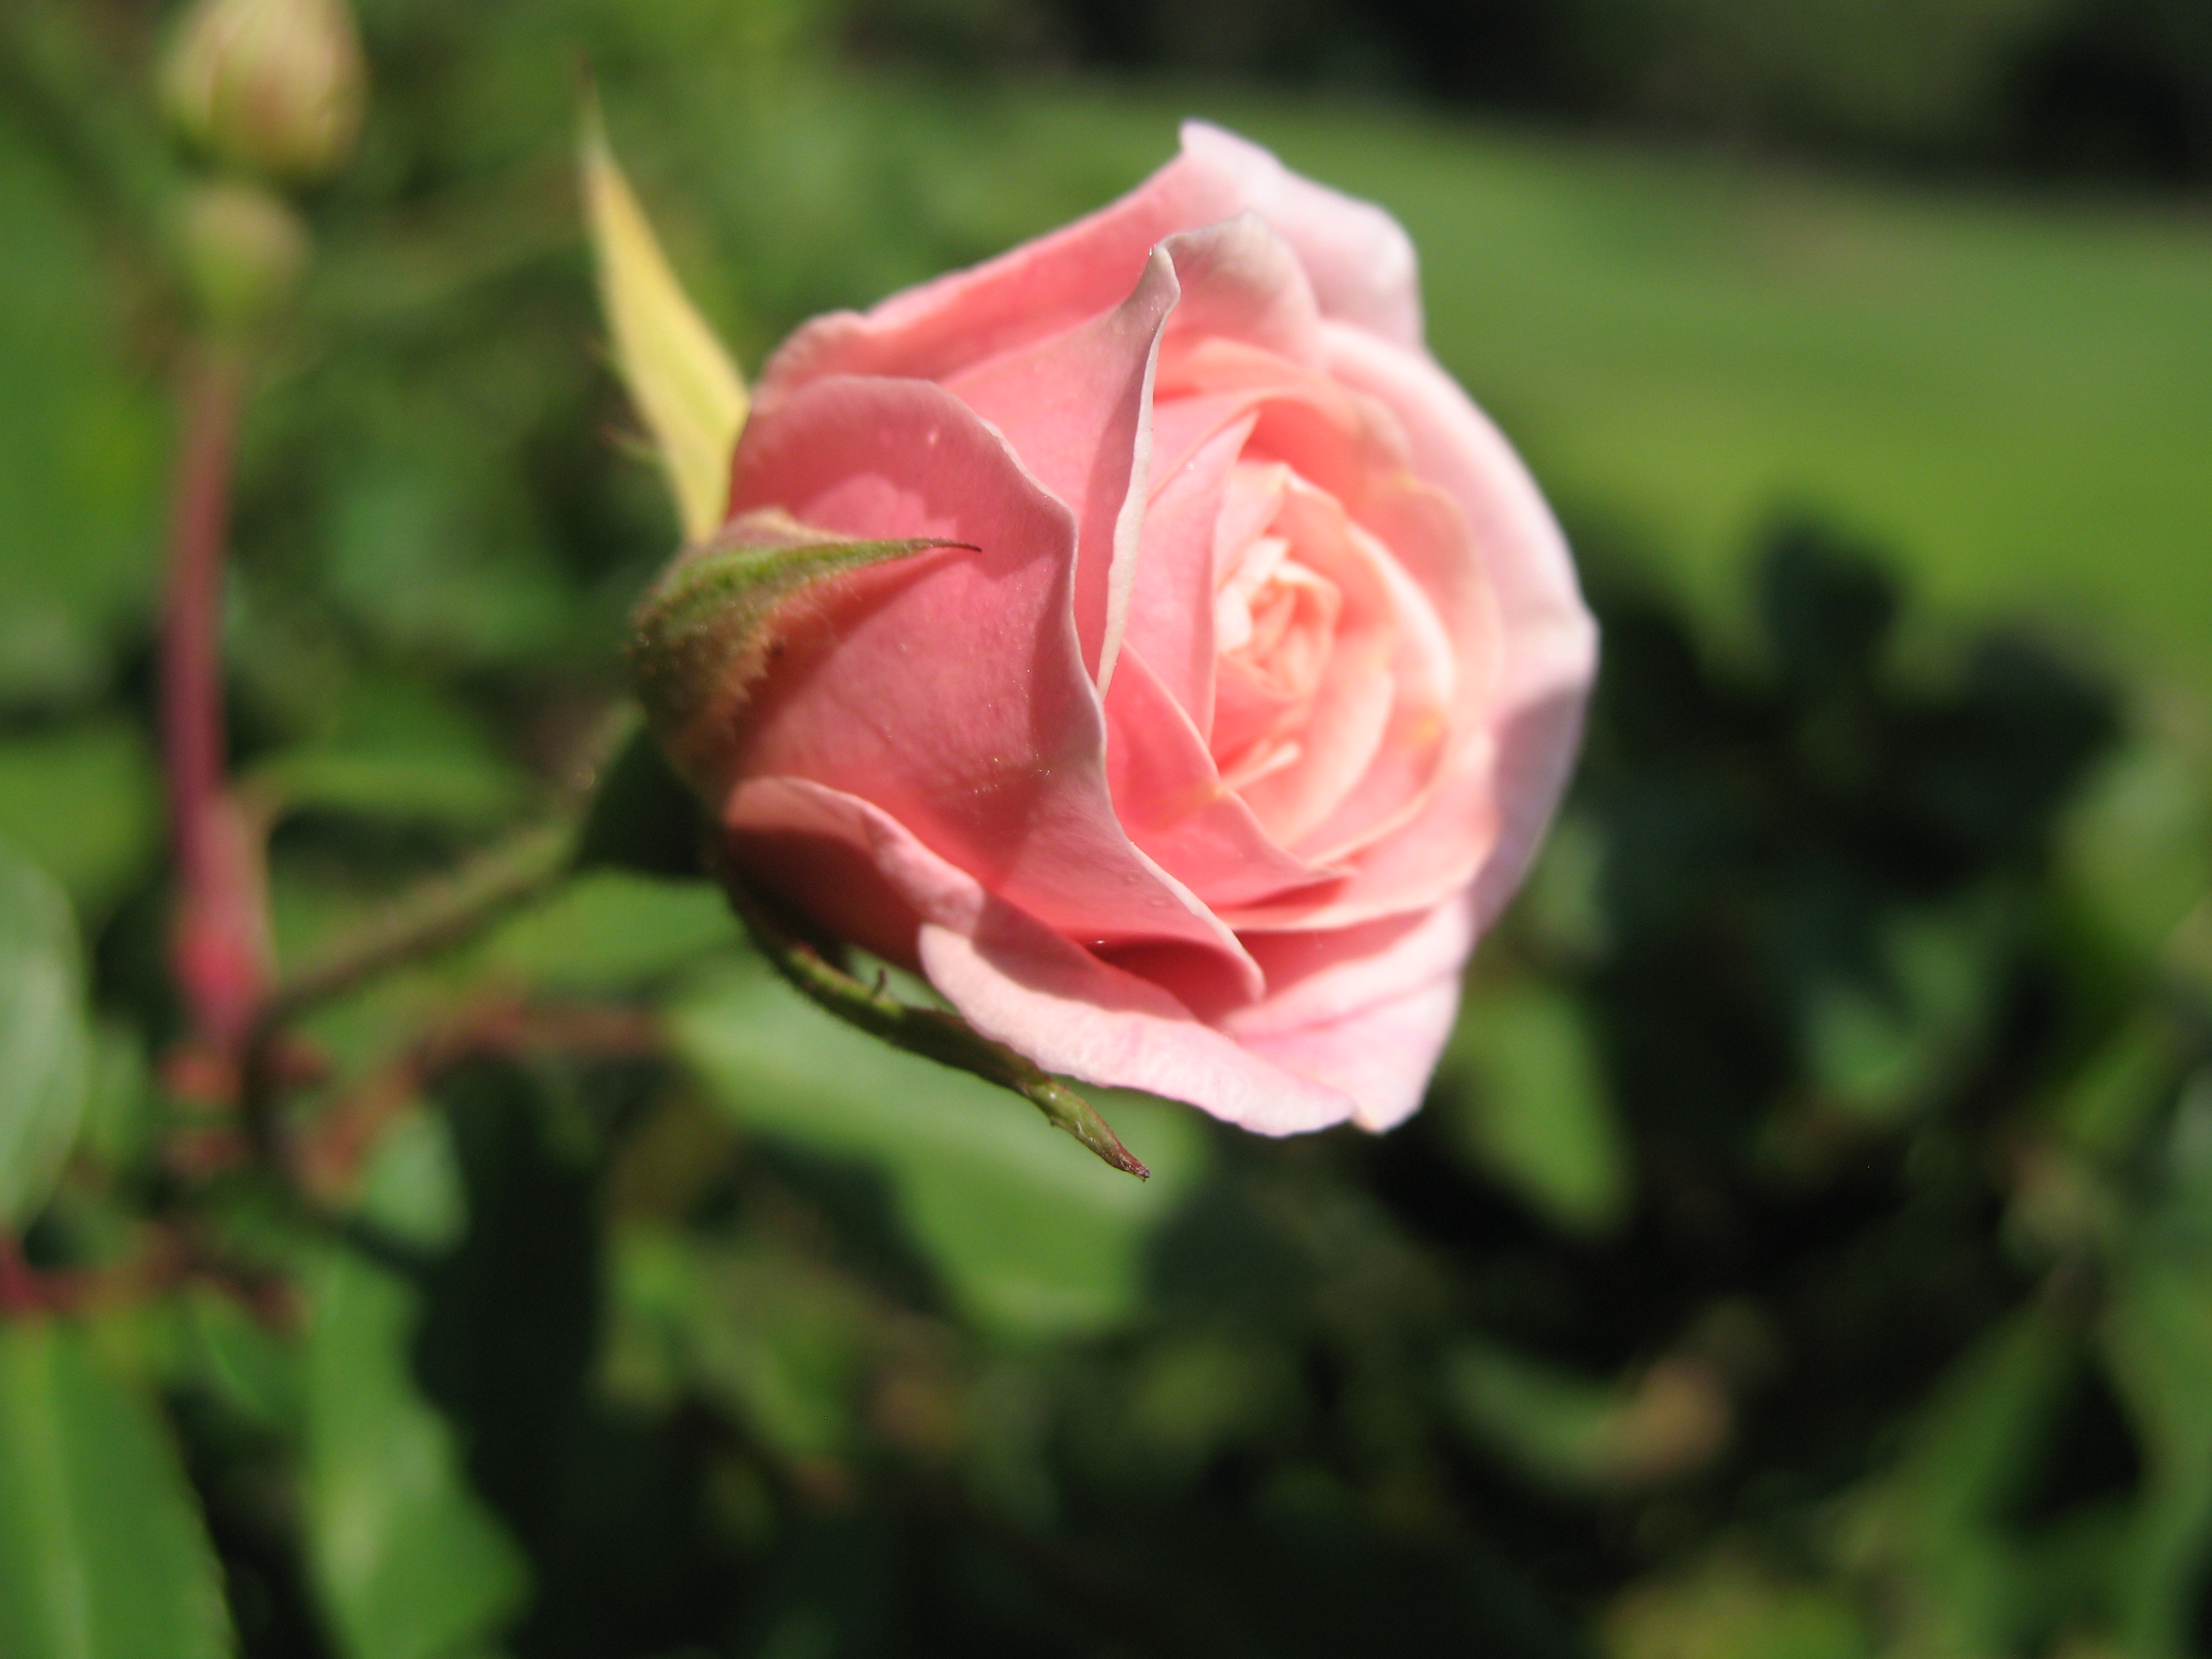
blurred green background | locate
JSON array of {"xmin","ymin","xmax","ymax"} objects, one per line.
[{"xmin": 2, "ymin": 1, "xmax": 2210, "ymax": 1655}]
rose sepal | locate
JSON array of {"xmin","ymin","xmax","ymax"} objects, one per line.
[
  {"xmin": 580, "ymin": 96, "xmax": 748, "ymax": 543},
  {"xmin": 627, "ymin": 511, "xmax": 975, "ymax": 795},
  {"xmin": 712, "ymin": 855, "xmax": 1150, "ymax": 1181}
]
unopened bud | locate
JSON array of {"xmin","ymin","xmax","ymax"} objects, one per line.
[
  {"xmin": 161, "ymin": 0, "xmax": 366, "ymax": 184},
  {"xmin": 175, "ymin": 181, "xmax": 310, "ymax": 333}
]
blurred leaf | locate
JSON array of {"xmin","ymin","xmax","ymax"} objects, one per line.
[
  {"xmin": 305, "ymin": 1244, "xmax": 529, "ymax": 1659},
  {"xmin": 76, "ymin": 1018, "xmax": 155, "ymax": 1174},
  {"xmin": 1114, "ymin": 1331, "xmax": 1295, "ymax": 1484},
  {"xmin": 1604, "ymin": 1549, "xmax": 1869, "ymax": 1659},
  {"xmin": 180, "ymin": 1284, "xmax": 300, "ymax": 1432},
  {"xmin": 581, "ymin": 98, "xmax": 748, "ymax": 542},
  {"xmin": 2100, "ymin": 1109, "xmax": 2212, "ymax": 1658},
  {"xmin": 574, "ymin": 720, "xmax": 708, "ymax": 880},
  {"xmin": 2059, "ymin": 731, "xmax": 2212, "ymax": 965},
  {"xmin": 1835, "ymin": 1305, "xmax": 2077, "ymax": 1655},
  {"xmin": 1443, "ymin": 1340, "xmax": 1729, "ymax": 1492},
  {"xmin": 324, "ymin": 465, "xmax": 574, "ymax": 667},
  {"xmin": 671, "ymin": 959, "xmax": 1207, "ymax": 1339},
  {"xmin": 0, "ymin": 1318, "xmax": 235, "ymax": 1659},
  {"xmin": 1804, "ymin": 903, "xmax": 1994, "ymax": 1123},
  {"xmin": 2054, "ymin": 1012, "xmax": 2185, "ymax": 1166},
  {"xmin": 1438, "ymin": 977, "xmax": 1629, "ymax": 1233},
  {"xmin": 0, "ymin": 123, "xmax": 164, "ymax": 707},
  {"xmin": 0, "ymin": 720, "xmax": 158, "ymax": 917},
  {"xmin": 476, "ymin": 868, "xmax": 734, "ymax": 991},
  {"xmin": 355, "ymin": 1108, "xmax": 470, "ymax": 1255},
  {"xmin": 250, "ymin": 749, "xmax": 528, "ymax": 835},
  {"xmin": 0, "ymin": 846, "xmax": 90, "ymax": 1228},
  {"xmin": 618, "ymin": 1230, "xmax": 877, "ymax": 1462}
]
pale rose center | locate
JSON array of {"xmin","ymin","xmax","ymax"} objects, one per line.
[{"xmin": 1208, "ymin": 461, "xmax": 1367, "ymax": 799}]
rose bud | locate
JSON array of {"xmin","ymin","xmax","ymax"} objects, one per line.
[
  {"xmin": 161, "ymin": 0, "xmax": 367, "ymax": 184},
  {"xmin": 633, "ymin": 123, "xmax": 1597, "ymax": 1136},
  {"xmin": 173, "ymin": 179, "xmax": 310, "ymax": 334}
]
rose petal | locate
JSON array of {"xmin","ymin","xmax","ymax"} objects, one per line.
[
  {"xmin": 1228, "ymin": 475, "xmax": 1405, "ymax": 851},
  {"xmin": 726, "ymin": 375, "xmax": 1259, "ymax": 985},
  {"xmin": 1239, "ymin": 977, "xmax": 1463, "ymax": 1133},
  {"xmin": 1110, "ymin": 888, "xmax": 1477, "ymax": 1132},
  {"xmin": 1320, "ymin": 321, "xmax": 1598, "ymax": 927},
  {"xmin": 1159, "ymin": 213, "xmax": 1323, "ymax": 366},
  {"xmin": 1176, "ymin": 122, "xmax": 1424, "ymax": 349},
  {"xmin": 943, "ymin": 248, "xmax": 1178, "ymax": 686},
  {"xmin": 727, "ymin": 776, "xmax": 1361, "ymax": 1135},
  {"xmin": 1104, "ymin": 643, "xmax": 1339, "ymax": 910},
  {"xmin": 1126, "ymin": 407, "xmax": 1253, "ymax": 725},
  {"xmin": 1272, "ymin": 499, "xmax": 1461, "ymax": 869},
  {"xmin": 1232, "ymin": 908, "xmax": 1470, "ymax": 1131},
  {"xmin": 752, "ymin": 126, "xmax": 1408, "ymax": 407}
]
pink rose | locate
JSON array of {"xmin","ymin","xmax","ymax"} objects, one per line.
[{"xmin": 711, "ymin": 122, "xmax": 1596, "ymax": 1135}]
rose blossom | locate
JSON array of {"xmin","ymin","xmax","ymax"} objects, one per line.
[{"xmin": 702, "ymin": 122, "xmax": 1596, "ymax": 1135}]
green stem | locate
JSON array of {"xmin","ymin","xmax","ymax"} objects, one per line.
[
  {"xmin": 718, "ymin": 870, "xmax": 1150, "ymax": 1180},
  {"xmin": 255, "ymin": 821, "xmax": 578, "ymax": 1033}
]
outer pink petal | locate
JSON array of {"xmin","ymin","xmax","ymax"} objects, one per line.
[
  {"xmin": 1238, "ymin": 979, "xmax": 1463, "ymax": 1133},
  {"xmin": 1175, "ymin": 122, "xmax": 1424, "ymax": 350},
  {"xmin": 725, "ymin": 375, "xmax": 1256, "ymax": 985},
  {"xmin": 726, "ymin": 776, "xmax": 1361, "ymax": 1136},
  {"xmin": 754, "ymin": 126, "xmax": 1413, "ymax": 409},
  {"xmin": 1320, "ymin": 321, "xmax": 1598, "ymax": 928},
  {"xmin": 1218, "ymin": 893, "xmax": 1473, "ymax": 1130},
  {"xmin": 1158, "ymin": 213, "xmax": 1324, "ymax": 366},
  {"xmin": 1112, "ymin": 890, "xmax": 1478, "ymax": 1132},
  {"xmin": 942, "ymin": 248, "xmax": 1178, "ymax": 684}
]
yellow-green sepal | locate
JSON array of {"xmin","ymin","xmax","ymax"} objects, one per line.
[{"xmin": 580, "ymin": 95, "xmax": 749, "ymax": 543}]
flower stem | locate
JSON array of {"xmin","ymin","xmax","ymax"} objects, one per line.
[
  {"xmin": 256, "ymin": 821, "xmax": 580, "ymax": 1033},
  {"xmin": 717, "ymin": 866, "xmax": 1150, "ymax": 1180},
  {"xmin": 160, "ymin": 345, "xmax": 268, "ymax": 1056}
]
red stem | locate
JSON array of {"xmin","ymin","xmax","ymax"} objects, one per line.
[
  {"xmin": 161, "ymin": 347, "xmax": 266, "ymax": 1057},
  {"xmin": 162, "ymin": 349, "xmax": 239, "ymax": 894}
]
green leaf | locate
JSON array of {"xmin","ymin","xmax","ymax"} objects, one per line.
[
  {"xmin": 247, "ymin": 750, "xmax": 528, "ymax": 836},
  {"xmin": 1437, "ymin": 977, "xmax": 1628, "ymax": 1233},
  {"xmin": 179, "ymin": 1284, "xmax": 300, "ymax": 1433},
  {"xmin": 573, "ymin": 721, "xmax": 707, "ymax": 880},
  {"xmin": 304, "ymin": 1244, "xmax": 528, "ymax": 1659},
  {"xmin": 0, "ymin": 122, "xmax": 164, "ymax": 706},
  {"xmin": 0, "ymin": 1318, "xmax": 235, "ymax": 1659},
  {"xmin": 474, "ymin": 869, "xmax": 734, "ymax": 994},
  {"xmin": 2100, "ymin": 1119, "xmax": 2212, "ymax": 1659},
  {"xmin": 1834, "ymin": 1305, "xmax": 2077, "ymax": 1657},
  {"xmin": 0, "ymin": 721, "xmax": 158, "ymax": 918},
  {"xmin": 1441, "ymin": 1339, "xmax": 1728, "ymax": 1491},
  {"xmin": 1606, "ymin": 1550, "xmax": 1869, "ymax": 1659},
  {"xmin": 615, "ymin": 1231, "xmax": 876, "ymax": 1463},
  {"xmin": 580, "ymin": 98, "xmax": 747, "ymax": 543},
  {"xmin": 354, "ymin": 1108, "xmax": 469, "ymax": 1255},
  {"xmin": 670, "ymin": 959, "xmax": 1207, "ymax": 1339},
  {"xmin": 0, "ymin": 846, "xmax": 91, "ymax": 1228},
  {"xmin": 1803, "ymin": 902, "xmax": 1996, "ymax": 1124},
  {"xmin": 2059, "ymin": 734, "xmax": 2212, "ymax": 965}
]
